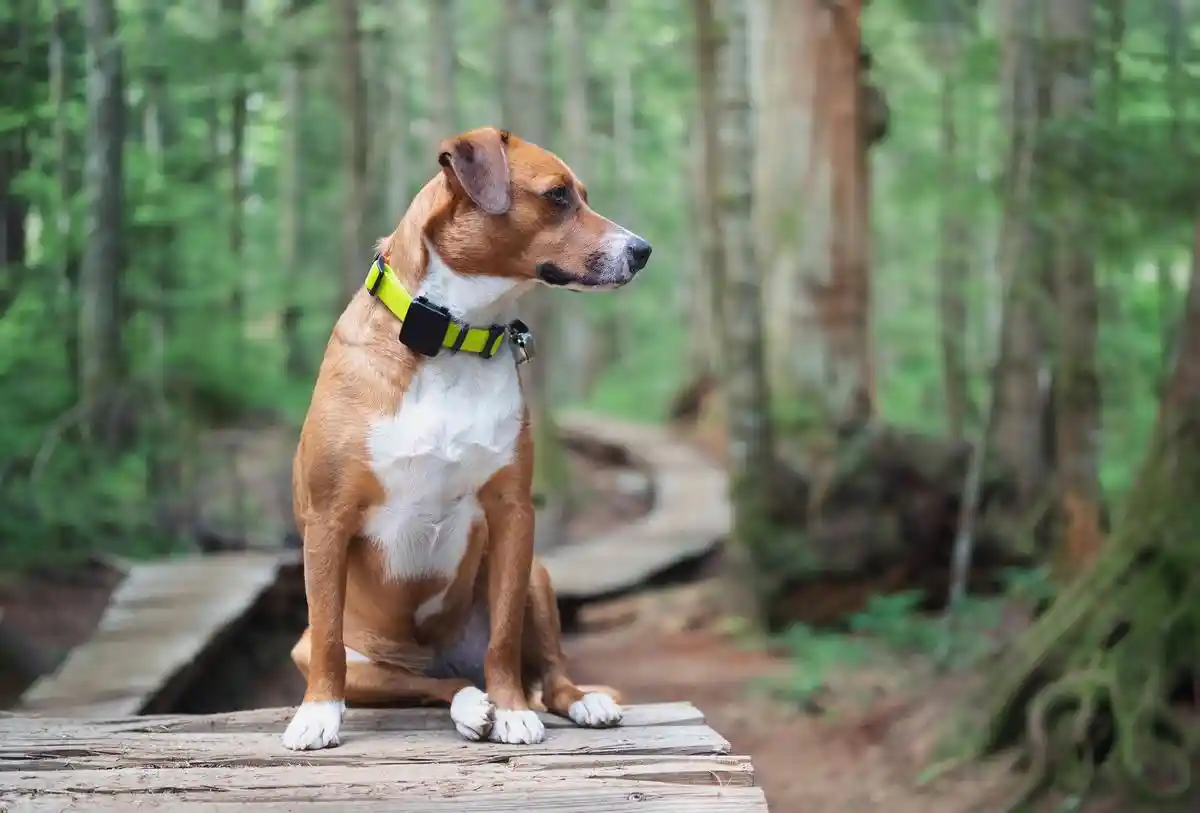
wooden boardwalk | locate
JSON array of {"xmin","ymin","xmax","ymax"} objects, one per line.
[
  {"xmin": 547, "ymin": 411, "xmax": 730, "ymax": 602},
  {"xmin": 16, "ymin": 552, "xmax": 294, "ymax": 719},
  {"xmin": 0, "ymin": 702, "xmax": 768, "ymax": 811}
]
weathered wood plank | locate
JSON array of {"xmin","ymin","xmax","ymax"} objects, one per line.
[
  {"xmin": 545, "ymin": 412, "xmax": 730, "ymax": 601},
  {"xmin": 0, "ymin": 702, "xmax": 705, "ymax": 738},
  {"xmin": 0, "ymin": 725, "xmax": 731, "ymax": 771},
  {"xmin": 16, "ymin": 553, "xmax": 292, "ymax": 718},
  {"xmin": 4, "ymin": 785, "xmax": 769, "ymax": 812},
  {"xmin": 2, "ymin": 757, "xmax": 754, "ymax": 794}
]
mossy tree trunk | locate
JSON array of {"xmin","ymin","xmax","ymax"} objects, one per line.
[{"xmin": 975, "ymin": 215, "xmax": 1200, "ymax": 806}]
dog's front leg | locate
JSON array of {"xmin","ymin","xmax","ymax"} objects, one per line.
[
  {"xmin": 282, "ymin": 520, "xmax": 350, "ymax": 750},
  {"xmin": 478, "ymin": 437, "xmax": 544, "ymax": 745}
]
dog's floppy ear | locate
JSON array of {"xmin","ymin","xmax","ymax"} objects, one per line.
[{"xmin": 437, "ymin": 128, "xmax": 511, "ymax": 216}]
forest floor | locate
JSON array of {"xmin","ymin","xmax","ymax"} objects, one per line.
[{"xmin": 563, "ymin": 576, "xmax": 1187, "ymax": 813}]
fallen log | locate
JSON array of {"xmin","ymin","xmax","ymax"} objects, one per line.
[{"xmin": 670, "ymin": 377, "xmax": 1030, "ymax": 630}]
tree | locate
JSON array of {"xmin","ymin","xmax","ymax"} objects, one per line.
[
  {"xmin": 988, "ymin": 0, "xmax": 1051, "ymax": 514},
  {"xmin": 281, "ymin": 0, "xmax": 312, "ymax": 380},
  {"xmin": 714, "ymin": 0, "xmax": 775, "ymax": 624},
  {"xmin": 428, "ymin": 0, "xmax": 458, "ymax": 138},
  {"xmin": 335, "ymin": 0, "xmax": 369, "ymax": 304},
  {"xmin": 1047, "ymin": 0, "xmax": 1104, "ymax": 571},
  {"xmin": 79, "ymin": 0, "xmax": 125, "ymax": 432},
  {"xmin": 753, "ymin": 0, "xmax": 875, "ymax": 429},
  {"xmin": 974, "ymin": 211, "xmax": 1200, "ymax": 806}
]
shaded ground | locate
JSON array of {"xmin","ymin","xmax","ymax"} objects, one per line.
[{"xmin": 0, "ymin": 559, "xmax": 123, "ymax": 707}]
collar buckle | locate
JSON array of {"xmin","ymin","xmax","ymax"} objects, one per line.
[{"xmin": 508, "ymin": 319, "xmax": 536, "ymax": 366}]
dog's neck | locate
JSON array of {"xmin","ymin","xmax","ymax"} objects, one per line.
[
  {"xmin": 416, "ymin": 241, "xmax": 528, "ymax": 326},
  {"xmin": 380, "ymin": 180, "xmax": 531, "ymax": 329}
]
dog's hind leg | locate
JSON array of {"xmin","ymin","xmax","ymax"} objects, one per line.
[
  {"xmin": 292, "ymin": 629, "xmax": 493, "ymax": 741},
  {"xmin": 521, "ymin": 561, "xmax": 623, "ymax": 728}
]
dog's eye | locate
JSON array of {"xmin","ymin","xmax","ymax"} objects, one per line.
[{"xmin": 543, "ymin": 186, "xmax": 572, "ymax": 207}]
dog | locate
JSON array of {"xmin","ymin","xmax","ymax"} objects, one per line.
[{"xmin": 281, "ymin": 127, "xmax": 652, "ymax": 750}]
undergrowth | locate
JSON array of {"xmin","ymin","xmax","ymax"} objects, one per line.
[{"xmin": 757, "ymin": 567, "xmax": 1058, "ymax": 709}]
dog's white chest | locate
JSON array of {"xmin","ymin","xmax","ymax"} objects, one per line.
[{"xmin": 363, "ymin": 353, "xmax": 523, "ymax": 582}]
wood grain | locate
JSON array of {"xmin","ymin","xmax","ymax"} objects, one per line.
[{"xmin": 0, "ymin": 704, "xmax": 768, "ymax": 811}]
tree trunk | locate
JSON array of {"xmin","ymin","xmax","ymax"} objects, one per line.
[
  {"xmin": 281, "ymin": 0, "xmax": 312, "ymax": 380},
  {"xmin": 716, "ymin": 0, "xmax": 775, "ymax": 625},
  {"xmin": 752, "ymin": 0, "xmax": 874, "ymax": 431},
  {"xmin": 975, "ymin": 214, "xmax": 1200, "ymax": 806},
  {"xmin": 428, "ymin": 0, "xmax": 457, "ymax": 138},
  {"xmin": 501, "ymin": 0, "xmax": 571, "ymax": 552},
  {"xmin": 221, "ymin": 0, "xmax": 249, "ymax": 328},
  {"xmin": 692, "ymin": 0, "xmax": 726, "ymax": 377},
  {"xmin": 555, "ymin": 0, "xmax": 592, "ymax": 401},
  {"xmin": 50, "ymin": 0, "xmax": 81, "ymax": 392},
  {"xmin": 79, "ymin": 0, "xmax": 125, "ymax": 433},
  {"xmin": 1047, "ymin": 0, "xmax": 1103, "ymax": 572},
  {"xmin": 385, "ymin": 0, "xmax": 411, "ymax": 221},
  {"xmin": 988, "ymin": 0, "xmax": 1051, "ymax": 514},
  {"xmin": 0, "ymin": 0, "xmax": 35, "ymax": 320},
  {"xmin": 336, "ymin": 0, "xmax": 370, "ymax": 304},
  {"xmin": 933, "ymin": 13, "xmax": 972, "ymax": 441}
]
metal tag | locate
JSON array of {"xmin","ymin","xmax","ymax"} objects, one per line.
[{"xmin": 508, "ymin": 320, "xmax": 536, "ymax": 366}]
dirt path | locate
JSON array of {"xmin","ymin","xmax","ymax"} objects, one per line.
[{"xmin": 563, "ymin": 586, "xmax": 1033, "ymax": 813}]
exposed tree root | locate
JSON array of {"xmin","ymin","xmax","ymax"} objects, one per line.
[{"xmin": 974, "ymin": 425, "xmax": 1200, "ymax": 808}]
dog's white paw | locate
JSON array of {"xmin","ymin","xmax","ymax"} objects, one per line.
[
  {"xmin": 450, "ymin": 686, "xmax": 494, "ymax": 742},
  {"xmin": 568, "ymin": 691, "xmax": 623, "ymax": 728},
  {"xmin": 281, "ymin": 700, "xmax": 345, "ymax": 751},
  {"xmin": 489, "ymin": 708, "xmax": 546, "ymax": 744}
]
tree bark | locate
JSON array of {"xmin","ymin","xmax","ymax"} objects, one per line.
[
  {"xmin": 336, "ymin": 0, "xmax": 370, "ymax": 304},
  {"xmin": 987, "ymin": 0, "xmax": 1051, "ymax": 513},
  {"xmin": 692, "ymin": 0, "xmax": 726, "ymax": 377},
  {"xmin": 752, "ymin": 0, "xmax": 874, "ymax": 430},
  {"xmin": 281, "ymin": 0, "xmax": 312, "ymax": 380},
  {"xmin": 79, "ymin": 0, "xmax": 125, "ymax": 432},
  {"xmin": 221, "ymin": 0, "xmax": 249, "ymax": 328},
  {"xmin": 50, "ymin": 0, "xmax": 81, "ymax": 392},
  {"xmin": 1047, "ymin": 0, "xmax": 1103, "ymax": 572},
  {"xmin": 428, "ymin": 0, "xmax": 457, "ymax": 138},
  {"xmin": 716, "ymin": 0, "xmax": 775, "ymax": 625}
]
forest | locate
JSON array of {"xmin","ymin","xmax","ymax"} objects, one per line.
[{"xmin": 3, "ymin": 0, "xmax": 1200, "ymax": 809}]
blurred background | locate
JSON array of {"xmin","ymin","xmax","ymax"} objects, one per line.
[{"xmin": 3, "ymin": 0, "xmax": 1200, "ymax": 810}]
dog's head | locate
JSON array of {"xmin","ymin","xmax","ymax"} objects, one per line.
[{"xmin": 424, "ymin": 127, "xmax": 651, "ymax": 290}]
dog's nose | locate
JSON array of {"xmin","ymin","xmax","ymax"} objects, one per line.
[{"xmin": 625, "ymin": 237, "xmax": 652, "ymax": 272}]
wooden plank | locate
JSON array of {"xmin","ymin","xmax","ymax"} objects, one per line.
[
  {"xmin": 0, "ymin": 702, "xmax": 705, "ymax": 738},
  {"xmin": 2, "ymin": 757, "xmax": 754, "ymax": 793},
  {"xmin": 16, "ymin": 553, "xmax": 289, "ymax": 718},
  {"xmin": 0, "ymin": 725, "xmax": 730, "ymax": 771},
  {"xmin": 545, "ymin": 412, "xmax": 730, "ymax": 600},
  {"xmin": 3, "ymin": 786, "xmax": 769, "ymax": 812}
]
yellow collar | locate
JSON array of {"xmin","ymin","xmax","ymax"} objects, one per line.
[{"xmin": 364, "ymin": 256, "xmax": 525, "ymax": 360}]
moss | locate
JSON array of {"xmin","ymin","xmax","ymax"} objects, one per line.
[{"xmin": 969, "ymin": 417, "xmax": 1200, "ymax": 808}]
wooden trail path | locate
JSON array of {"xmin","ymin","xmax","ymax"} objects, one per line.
[
  {"xmin": 547, "ymin": 411, "xmax": 730, "ymax": 602},
  {"xmin": 0, "ymin": 702, "xmax": 768, "ymax": 811},
  {"xmin": 15, "ymin": 552, "xmax": 295, "ymax": 719}
]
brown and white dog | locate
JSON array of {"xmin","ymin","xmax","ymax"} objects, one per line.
[{"xmin": 281, "ymin": 127, "xmax": 652, "ymax": 750}]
